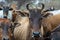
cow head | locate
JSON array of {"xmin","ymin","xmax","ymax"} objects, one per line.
[
  {"xmin": 3, "ymin": 6, "xmax": 13, "ymax": 19},
  {"xmin": 26, "ymin": 3, "xmax": 49, "ymax": 39},
  {"xmin": 0, "ymin": 19, "xmax": 12, "ymax": 40}
]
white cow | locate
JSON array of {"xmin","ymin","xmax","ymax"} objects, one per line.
[
  {"xmin": 0, "ymin": 9, "xmax": 13, "ymax": 20},
  {"xmin": 47, "ymin": 10, "xmax": 60, "ymax": 15}
]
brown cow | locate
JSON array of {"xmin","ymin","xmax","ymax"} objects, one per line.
[
  {"xmin": 14, "ymin": 3, "xmax": 44, "ymax": 40},
  {"xmin": 42, "ymin": 14, "xmax": 60, "ymax": 37},
  {"xmin": 14, "ymin": 15, "xmax": 32, "ymax": 40},
  {"xmin": 14, "ymin": 3, "xmax": 60, "ymax": 40},
  {"xmin": 0, "ymin": 18, "xmax": 13, "ymax": 40}
]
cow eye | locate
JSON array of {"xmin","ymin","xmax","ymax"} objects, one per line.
[{"xmin": 29, "ymin": 18, "xmax": 33, "ymax": 23}]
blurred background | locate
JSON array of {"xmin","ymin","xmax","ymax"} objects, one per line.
[{"xmin": 0, "ymin": 0, "xmax": 60, "ymax": 10}]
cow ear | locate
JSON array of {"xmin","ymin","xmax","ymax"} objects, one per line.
[
  {"xmin": 18, "ymin": 11, "xmax": 26, "ymax": 16},
  {"xmin": 19, "ymin": 11, "xmax": 29, "ymax": 17},
  {"xmin": 42, "ymin": 13, "xmax": 53, "ymax": 18},
  {"xmin": 23, "ymin": 12, "xmax": 29, "ymax": 17}
]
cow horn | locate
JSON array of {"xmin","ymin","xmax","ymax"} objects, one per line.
[
  {"xmin": 40, "ymin": 3, "xmax": 44, "ymax": 11},
  {"xmin": 26, "ymin": 3, "xmax": 44, "ymax": 10},
  {"xmin": 26, "ymin": 3, "xmax": 31, "ymax": 10}
]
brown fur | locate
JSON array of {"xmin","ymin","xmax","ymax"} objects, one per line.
[
  {"xmin": 14, "ymin": 13, "xmax": 60, "ymax": 40},
  {"xmin": 12, "ymin": 11, "xmax": 17, "ymax": 22},
  {"xmin": 14, "ymin": 16, "xmax": 31, "ymax": 40},
  {"xmin": 0, "ymin": 28, "xmax": 12, "ymax": 40},
  {"xmin": 42, "ymin": 14, "xmax": 60, "ymax": 35},
  {"xmin": 14, "ymin": 14, "xmax": 60, "ymax": 40},
  {"xmin": 14, "ymin": 14, "xmax": 44, "ymax": 40},
  {"xmin": 0, "ymin": 18, "xmax": 12, "ymax": 40}
]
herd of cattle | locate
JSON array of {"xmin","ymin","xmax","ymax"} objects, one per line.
[{"xmin": 0, "ymin": 3, "xmax": 60, "ymax": 40}]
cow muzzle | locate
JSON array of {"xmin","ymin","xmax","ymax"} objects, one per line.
[
  {"xmin": 32, "ymin": 32, "xmax": 40, "ymax": 38},
  {"xmin": 2, "ymin": 35, "xmax": 9, "ymax": 40}
]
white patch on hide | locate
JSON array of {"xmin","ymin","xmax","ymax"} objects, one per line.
[
  {"xmin": 0, "ymin": 10, "xmax": 3, "ymax": 18},
  {"xmin": 8, "ymin": 11, "xmax": 12, "ymax": 20},
  {"xmin": 48, "ymin": 10, "xmax": 60, "ymax": 15}
]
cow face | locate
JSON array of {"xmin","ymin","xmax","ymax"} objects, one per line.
[
  {"xmin": 3, "ymin": 6, "xmax": 13, "ymax": 19},
  {"xmin": 0, "ymin": 19, "xmax": 12, "ymax": 40},
  {"xmin": 2, "ymin": 22, "xmax": 10, "ymax": 40},
  {"xmin": 29, "ymin": 9, "xmax": 42, "ymax": 30},
  {"xmin": 0, "ymin": 7, "xmax": 13, "ymax": 19},
  {"xmin": 29, "ymin": 9, "xmax": 43, "ymax": 38},
  {"xmin": 0, "ymin": 6, "xmax": 13, "ymax": 20},
  {"xmin": 26, "ymin": 3, "xmax": 45, "ymax": 38}
]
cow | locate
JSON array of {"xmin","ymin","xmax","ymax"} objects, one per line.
[
  {"xmin": 41, "ymin": 14, "xmax": 60, "ymax": 40},
  {"xmin": 0, "ymin": 6, "xmax": 13, "ymax": 20},
  {"xmin": 14, "ymin": 3, "xmax": 44, "ymax": 40},
  {"xmin": 14, "ymin": 3, "xmax": 60, "ymax": 40},
  {"xmin": 0, "ymin": 7, "xmax": 17, "ymax": 40},
  {"xmin": 0, "ymin": 18, "xmax": 13, "ymax": 40},
  {"xmin": 14, "ymin": 14, "xmax": 30, "ymax": 40}
]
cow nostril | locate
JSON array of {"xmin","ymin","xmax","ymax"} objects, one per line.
[
  {"xmin": 33, "ymin": 32, "xmax": 40, "ymax": 38},
  {"xmin": 4, "ymin": 16, "xmax": 7, "ymax": 18},
  {"xmin": 3, "ymin": 38, "xmax": 9, "ymax": 40}
]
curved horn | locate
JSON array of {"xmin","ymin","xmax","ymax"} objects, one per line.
[
  {"xmin": 40, "ymin": 3, "xmax": 45, "ymax": 10},
  {"xmin": 26, "ymin": 3, "xmax": 31, "ymax": 10},
  {"xmin": 26, "ymin": 3, "xmax": 44, "ymax": 10}
]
